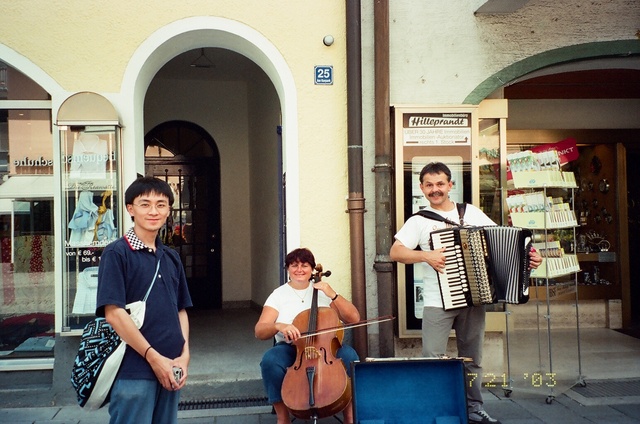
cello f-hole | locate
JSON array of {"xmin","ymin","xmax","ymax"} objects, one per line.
[
  {"xmin": 293, "ymin": 352, "xmax": 305, "ymax": 371},
  {"xmin": 319, "ymin": 347, "xmax": 333, "ymax": 365}
]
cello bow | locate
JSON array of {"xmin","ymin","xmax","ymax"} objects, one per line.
[{"xmin": 297, "ymin": 315, "xmax": 395, "ymax": 339}]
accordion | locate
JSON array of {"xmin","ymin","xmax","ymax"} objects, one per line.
[{"xmin": 429, "ymin": 226, "xmax": 533, "ymax": 311}]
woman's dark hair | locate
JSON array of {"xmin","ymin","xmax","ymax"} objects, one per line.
[
  {"xmin": 124, "ymin": 176, "xmax": 175, "ymax": 205},
  {"xmin": 419, "ymin": 162, "xmax": 452, "ymax": 183},
  {"xmin": 284, "ymin": 248, "xmax": 316, "ymax": 270}
]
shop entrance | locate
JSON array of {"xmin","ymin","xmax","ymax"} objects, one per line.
[
  {"xmin": 145, "ymin": 120, "xmax": 221, "ymax": 309},
  {"xmin": 626, "ymin": 149, "xmax": 640, "ymax": 331}
]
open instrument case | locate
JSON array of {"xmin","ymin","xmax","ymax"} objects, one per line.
[{"xmin": 351, "ymin": 358, "xmax": 469, "ymax": 424}]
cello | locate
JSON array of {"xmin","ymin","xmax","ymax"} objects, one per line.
[{"xmin": 281, "ymin": 264, "xmax": 352, "ymax": 421}]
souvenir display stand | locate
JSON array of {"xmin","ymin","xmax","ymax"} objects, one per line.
[{"xmin": 502, "ymin": 153, "xmax": 586, "ymax": 403}]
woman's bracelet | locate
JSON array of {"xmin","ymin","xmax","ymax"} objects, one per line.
[
  {"xmin": 331, "ymin": 292, "xmax": 339, "ymax": 301},
  {"xmin": 144, "ymin": 345, "xmax": 153, "ymax": 360}
]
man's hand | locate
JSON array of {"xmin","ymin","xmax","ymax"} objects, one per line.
[
  {"xmin": 528, "ymin": 247, "xmax": 543, "ymax": 269},
  {"xmin": 172, "ymin": 353, "xmax": 190, "ymax": 390},
  {"xmin": 146, "ymin": 349, "xmax": 181, "ymax": 391},
  {"xmin": 425, "ymin": 247, "xmax": 447, "ymax": 273}
]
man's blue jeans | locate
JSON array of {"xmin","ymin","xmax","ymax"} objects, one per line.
[{"xmin": 108, "ymin": 378, "xmax": 180, "ymax": 424}]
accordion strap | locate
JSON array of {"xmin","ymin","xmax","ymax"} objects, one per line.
[
  {"xmin": 413, "ymin": 202, "xmax": 467, "ymax": 226},
  {"xmin": 456, "ymin": 202, "xmax": 466, "ymax": 225}
]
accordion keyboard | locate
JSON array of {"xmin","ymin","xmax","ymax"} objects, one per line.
[
  {"xmin": 430, "ymin": 227, "xmax": 494, "ymax": 310},
  {"xmin": 431, "ymin": 229, "xmax": 473, "ymax": 310}
]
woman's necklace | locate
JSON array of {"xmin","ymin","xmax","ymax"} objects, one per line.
[{"xmin": 289, "ymin": 283, "xmax": 310, "ymax": 303}]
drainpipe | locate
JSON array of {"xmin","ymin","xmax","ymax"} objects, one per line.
[
  {"xmin": 346, "ymin": 0, "xmax": 368, "ymax": 358},
  {"xmin": 373, "ymin": 0, "xmax": 395, "ymax": 357}
]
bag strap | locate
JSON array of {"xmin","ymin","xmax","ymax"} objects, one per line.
[
  {"xmin": 142, "ymin": 260, "xmax": 161, "ymax": 302},
  {"xmin": 413, "ymin": 202, "xmax": 468, "ymax": 227}
]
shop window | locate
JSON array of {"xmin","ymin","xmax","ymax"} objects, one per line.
[
  {"xmin": 478, "ymin": 118, "xmax": 504, "ymax": 224},
  {"xmin": 506, "ymin": 142, "xmax": 621, "ymax": 301},
  {"xmin": 0, "ymin": 61, "xmax": 51, "ymax": 101},
  {"xmin": 0, "ymin": 61, "xmax": 54, "ymax": 360},
  {"xmin": 56, "ymin": 91, "xmax": 121, "ymax": 333},
  {"xmin": 59, "ymin": 126, "xmax": 121, "ymax": 332}
]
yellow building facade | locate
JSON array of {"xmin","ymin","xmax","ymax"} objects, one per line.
[{"xmin": 1, "ymin": 0, "xmax": 639, "ymax": 405}]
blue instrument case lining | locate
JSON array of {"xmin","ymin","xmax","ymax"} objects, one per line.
[{"xmin": 351, "ymin": 358, "xmax": 469, "ymax": 424}]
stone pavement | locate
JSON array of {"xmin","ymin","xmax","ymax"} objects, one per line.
[
  {"xmin": 2, "ymin": 324, "xmax": 639, "ymax": 423},
  {"xmin": 1, "ymin": 385, "xmax": 639, "ymax": 424}
]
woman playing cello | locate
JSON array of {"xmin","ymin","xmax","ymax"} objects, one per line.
[{"xmin": 255, "ymin": 248, "xmax": 360, "ymax": 424}]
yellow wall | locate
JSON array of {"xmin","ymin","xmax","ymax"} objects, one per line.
[
  {"xmin": 1, "ymin": 1, "xmax": 355, "ymax": 298},
  {"xmin": 1, "ymin": 2, "xmax": 344, "ymax": 91}
]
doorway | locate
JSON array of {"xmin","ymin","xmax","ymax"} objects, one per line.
[
  {"xmin": 626, "ymin": 149, "xmax": 640, "ymax": 331},
  {"xmin": 145, "ymin": 120, "xmax": 221, "ymax": 309}
]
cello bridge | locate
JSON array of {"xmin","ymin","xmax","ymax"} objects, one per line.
[{"xmin": 303, "ymin": 346, "xmax": 321, "ymax": 360}]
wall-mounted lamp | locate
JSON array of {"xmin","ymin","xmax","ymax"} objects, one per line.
[{"xmin": 323, "ymin": 35, "xmax": 334, "ymax": 46}]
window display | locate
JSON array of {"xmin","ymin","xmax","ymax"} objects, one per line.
[
  {"xmin": 0, "ymin": 72, "xmax": 55, "ymax": 359},
  {"xmin": 60, "ymin": 126, "xmax": 121, "ymax": 332},
  {"xmin": 570, "ymin": 144, "xmax": 620, "ymax": 297}
]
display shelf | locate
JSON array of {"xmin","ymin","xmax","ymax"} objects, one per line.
[
  {"xmin": 576, "ymin": 252, "xmax": 617, "ymax": 263},
  {"xmin": 512, "ymin": 170, "xmax": 577, "ymax": 189},
  {"xmin": 504, "ymin": 168, "xmax": 584, "ymax": 403},
  {"xmin": 511, "ymin": 211, "xmax": 578, "ymax": 229},
  {"xmin": 530, "ymin": 255, "xmax": 581, "ymax": 279},
  {"xmin": 570, "ymin": 144, "xmax": 620, "ymax": 301},
  {"xmin": 574, "ymin": 284, "xmax": 621, "ymax": 300}
]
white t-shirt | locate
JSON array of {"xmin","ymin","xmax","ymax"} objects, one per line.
[
  {"xmin": 394, "ymin": 203, "xmax": 496, "ymax": 308},
  {"xmin": 264, "ymin": 283, "xmax": 333, "ymax": 343}
]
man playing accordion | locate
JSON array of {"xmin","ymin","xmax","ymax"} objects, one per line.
[{"xmin": 390, "ymin": 162, "xmax": 541, "ymax": 424}]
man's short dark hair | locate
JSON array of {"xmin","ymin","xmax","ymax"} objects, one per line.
[
  {"xmin": 124, "ymin": 176, "xmax": 175, "ymax": 205},
  {"xmin": 284, "ymin": 248, "xmax": 316, "ymax": 270},
  {"xmin": 419, "ymin": 162, "xmax": 452, "ymax": 183}
]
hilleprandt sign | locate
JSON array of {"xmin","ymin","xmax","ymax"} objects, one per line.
[{"xmin": 402, "ymin": 112, "xmax": 472, "ymax": 146}]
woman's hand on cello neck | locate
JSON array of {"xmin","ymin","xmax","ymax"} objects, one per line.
[{"xmin": 314, "ymin": 281, "xmax": 360, "ymax": 325}]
